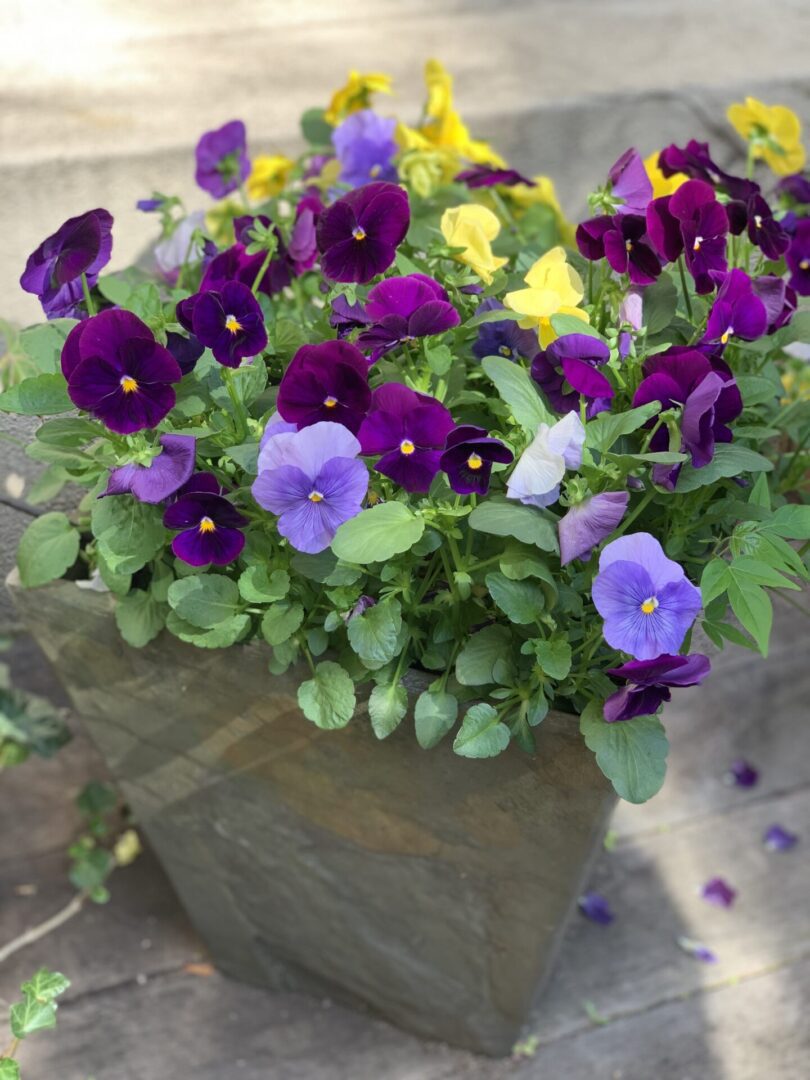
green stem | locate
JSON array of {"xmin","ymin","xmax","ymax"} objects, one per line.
[
  {"xmin": 676, "ymin": 257, "xmax": 693, "ymax": 321},
  {"xmin": 251, "ymin": 250, "xmax": 274, "ymax": 297},
  {"xmin": 612, "ymin": 489, "xmax": 656, "ymax": 539},
  {"xmin": 81, "ymin": 273, "xmax": 96, "ymax": 317},
  {"xmin": 221, "ymin": 368, "xmax": 249, "ymax": 441}
]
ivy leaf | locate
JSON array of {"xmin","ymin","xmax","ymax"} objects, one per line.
[
  {"xmin": 469, "ymin": 496, "xmax": 558, "ymax": 552},
  {"xmin": 238, "ymin": 566, "xmax": 290, "ymax": 603},
  {"xmin": 533, "ymin": 637, "xmax": 572, "ymax": 680},
  {"xmin": 368, "ymin": 682, "xmax": 408, "ymax": 739},
  {"xmin": 10, "ymin": 969, "xmax": 70, "ymax": 1040},
  {"xmin": 485, "ymin": 572, "xmax": 546, "ymax": 624},
  {"xmin": 453, "ymin": 703, "xmax": 510, "ymax": 758},
  {"xmin": 347, "ymin": 600, "xmax": 402, "ymax": 667},
  {"xmin": 261, "ymin": 601, "xmax": 304, "ymax": 646},
  {"xmin": 455, "ymin": 625, "xmax": 513, "ymax": 686},
  {"xmin": 297, "ymin": 661, "xmax": 356, "ymax": 729},
  {"xmin": 481, "ymin": 355, "xmax": 551, "ymax": 436},
  {"xmin": 331, "ymin": 502, "xmax": 425, "ymax": 563},
  {"xmin": 167, "ymin": 575, "xmax": 241, "ymax": 629},
  {"xmin": 114, "ymin": 589, "xmax": 166, "ymax": 647},
  {"xmin": 17, "ymin": 512, "xmax": 80, "ymax": 588},
  {"xmin": 580, "ymin": 700, "xmax": 669, "ymax": 803},
  {"xmin": 414, "ymin": 690, "xmax": 458, "ymax": 749},
  {"xmin": 0, "ymin": 373, "xmax": 73, "ymax": 415},
  {"xmin": 675, "ymin": 444, "xmax": 772, "ymax": 493},
  {"xmin": 727, "ymin": 580, "xmax": 772, "ymax": 656}
]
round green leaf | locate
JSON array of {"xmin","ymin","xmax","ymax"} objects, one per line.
[
  {"xmin": 17, "ymin": 512, "xmax": 80, "ymax": 587},
  {"xmin": 297, "ymin": 661, "xmax": 356, "ymax": 729},
  {"xmin": 331, "ymin": 502, "xmax": 425, "ymax": 563},
  {"xmin": 453, "ymin": 703, "xmax": 510, "ymax": 758},
  {"xmin": 167, "ymin": 575, "xmax": 241, "ymax": 629},
  {"xmin": 414, "ymin": 690, "xmax": 458, "ymax": 749}
]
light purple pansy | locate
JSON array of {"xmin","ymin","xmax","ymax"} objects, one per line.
[
  {"xmin": 608, "ymin": 149, "xmax": 653, "ymax": 215},
  {"xmin": 559, "ymin": 492, "xmax": 629, "ymax": 566},
  {"xmin": 592, "ymin": 533, "xmax": 702, "ymax": 660},
  {"xmin": 101, "ymin": 434, "xmax": 196, "ymax": 504},
  {"xmin": 506, "ymin": 412, "xmax": 585, "ymax": 509},
  {"xmin": 153, "ymin": 212, "xmax": 205, "ymax": 282},
  {"xmin": 332, "ymin": 109, "xmax": 399, "ymax": 189}
]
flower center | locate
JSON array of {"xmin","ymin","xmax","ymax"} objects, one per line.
[
  {"xmin": 308, "ymin": 490, "xmax": 324, "ymax": 502},
  {"xmin": 400, "ymin": 439, "xmax": 416, "ymax": 455},
  {"xmin": 640, "ymin": 596, "xmax": 659, "ymax": 615},
  {"xmin": 800, "ymin": 259, "xmax": 810, "ymax": 270},
  {"xmin": 466, "ymin": 452, "xmax": 484, "ymax": 471},
  {"xmin": 499, "ymin": 344, "xmax": 513, "ymax": 358},
  {"xmin": 224, "ymin": 315, "xmax": 243, "ymax": 334},
  {"xmin": 119, "ymin": 375, "xmax": 139, "ymax": 394},
  {"xmin": 369, "ymin": 164, "xmax": 382, "ymax": 178},
  {"xmin": 352, "ymin": 226, "xmax": 367, "ymax": 241},
  {"xmin": 198, "ymin": 516, "xmax": 216, "ymax": 534},
  {"xmin": 753, "ymin": 214, "xmax": 763, "ymax": 230},
  {"xmin": 625, "ymin": 239, "xmax": 633, "ymax": 252},
  {"xmin": 323, "ymin": 395, "xmax": 338, "ymax": 408},
  {"xmin": 693, "ymin": 235, "xmax": 703, "ymax": 252},
  {"xmin": 720, "ymin": 326, "xmax": 733, "ymax": 345}
]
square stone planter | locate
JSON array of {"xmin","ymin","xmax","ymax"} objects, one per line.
[{"xmin": 8, "ymin": 573, "xmax": 615, "ymax": 1056}]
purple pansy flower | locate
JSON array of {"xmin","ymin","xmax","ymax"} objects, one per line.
[
  {"xmin": 163, "ymin": 472, "xmax": 248, "ymax": 566},
  {"xmin": 454, "ymin": 165, "xmax": 535, "ymax": 188},
  {"xmin": 316, "ymin": 181, "xmax": 410, "ymax": 283},
  {"xmin": 700, "ymin": 877, "xmax": 737, "ymax": 908},
  {"xmin": 356, "ymin": 274, "xmax": 460, "ymax": 361},
  {"xmin": 136, "ymin": 197, "xmax": 163, "ymax": 212},
  {"xmin": 287, "ymin": 194, "xmax": 323, "ymax": 274},
  {"xmin": 559, "ymin": 491, "xmax": 630, "ymax": 566},
  {"xmin": 61, "ymin": 309, "xmax": 181, "ymax": 434},
  {"xmin": 277, "ymin": 340, "xmax": 371, "ymax": 434},
  {"xmin": 471, "ymin": 298, "xmax": 539, "ymax": 362},
  {"xmin": 194, "ymin": 120, "xmax": 250, "ymax": 198},
  {"xmin": 786, "ymin": 218, "xmax": 810, "ymax": 296},
  {"xmin": 232, "ymin": 214, "xmax": 296, "ymax": 294},
  {"xmin": 608, "ymin": 149, "xmax": 653, "ymax": 215},
  {"xmin": 577, "ymin": 892, "xmax": 614, "ymax": 925},
  {"xmin": 726, "ymin": 193, "xmax": 790, "ymax": 261},
  {"xmin": 101, "ymin": 434, "xmax": 196, "ymax": 504},
  {"xmin": 753, "ymin": 276, "xmax": 796, "ymax": 334},
  {"xmin": 776, "ymin": 172, "xmax": 810, "ymax": 205},
  {"xmin": 676, "ymin": 936, "xmax": 717, "ymax": 963},
  {"xmin": 191, "ymin": 280, "xmax": 268, "ymax": 368},
  {"xmin": 592, "ymin": 533, "xmax": 702, "ymax": 660},
  {"xmin": 252, "ymin": 422, "xmax": 368, "ymax": 554},
  {"xmin": 658, "ymin": 140, "xmax": 757, "ymax": 201},
  {"xmin": 358, "ymin": 383, "xmax": 455, "ymax": 493},
  {"xmin": 329, "ymin": 294, "xmax": 374, "ymax": 337},
  {"xmin": 439, "ymin": 425, "xmax": 513, "ymax": 495},
  {"xmin": 165, "ymin": 331, "xmax": 204, "ymax": 376},
  {"xmin": 332, "ymin": 109, "xmax": 398, "ymax": 189},
  {"xmin": 506, "ymin": 412, "xmax": 585, "ymax": 509},
  {"xmin": 604, "ymin": 653, "xmax": 711, "ymax": 722},
  {"xmin": 647, "ymin": 180, "xmax": 729, "ymax": 292},
  {"xmin": 763, "ymin": 825, "xmax": 799, "ymax": 852},
  {"xmin": 531, "ymin": 333, "xmax": 614, "ymax": 418},
  {"xmin": 703, "ymin": 269, "xmax": 768, "ymax": 347},
  {"xmin": 576, "ymin": 214, "xmax": 661, "ymax": 285},
  {"xmin": 154, "ymin": 212, "xmax": 205, "ymax": 282},
  {"xmin": 20, "ymin": 208, "xmax": 113, "ymax": 319},
  {"xmin": 724, "ymin": 759, "xmax": 759, "ymax": 788}
]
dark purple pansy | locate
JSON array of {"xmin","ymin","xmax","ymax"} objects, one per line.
[
  {"xmin": 101, "ymin": 434, "xmax": 196, "ymax": 504},
  {"xmin": 786, "ymin": 218, "xmax": 810, "ymax": 296},
  {"xmin": 576, "ymin": 214, "xmax": 661, "ymax": 285},
  {"xmin": 316, "ymin": 181, "xmax": 410, "ymax": 283},
  {"xmin": 676, "ymin": 936, "xmax": 717, "ymax": 963},
  {"xmin": 754, "ymin": 277, "xmax": 797, "ymax": 333},
  {"xmin": 455, "ymin": 164, "xmax": 535, "ymax": 188},
  {"xmin": 356, "ymin": 274, "xmax": 460, "ymax": 361},
  {"xmin": 559, "ymin": 491, "xmax": 629, "ymax": 566},
  {"xmin": 608, "ymin": 149, "xmax": 653, "ymax": 215},
  {"xmin": 577, "ymin": 892, "xmax": 614, "ymax": 925},
  {"xmin": 700, "ymin": 877, "xmax": 737, "ymax": 908},
  {"xmin": 358, "ymin": 382, "xmax": 455, "ymax": 493},
  {"xmin": 703, "ymin": 269, "xmax": 768, "ymax": 347},
  {"xmin": 647, "ymin": 180, "xmax": 729, "ymax": 293},
  {"xmin": 658, "ymin": 140, "xmax": 758, "ymax": 201},
  {"xmin": 20, "ymin": 208, "xmax": 113, "ymax": 319},
  {"xmin": 61, "ymin": 309, "xmax": 181, "ymax": 435},
  {"xmin": 604, "ymin": 653, "xmax": 711, "ymax": 722},
  {"xmin": 776, "ymin": 172, "xmax": 810, "ymax": 205},
  {"xmin": 471, "ymin": 298, "xmax": 539, "ymax": 362},
  {"xmin": 329, "ymin": 294, "xmax": 374, "ymax": 337},
  {"xmin": 726, "ymin": 193, "xmax": 790, "ymax": 261},
  {"xmin": 763, "ymin": 824, "xmax": 799, "ymax": 852},
  {"xmin": 191, "ymin": 280, "xmax": 267, "ymax": 368},
  {"xmin": 163, "ymin": 472, "xmax": 247, "ymax": 565},
  {"xmin": 531, "ymin": 333, "xmax": 614, "ymax": 418},
  {"xmin": 439, "ymin": 424, "xmax": 513, "ymax": 495},
  {"xmin": 232, "ymin": 214, "xmax": 296, "ymax": 294},
  {"xmin": 165, "ymin": 331, "xmax": 204, "ymax": 376},
  {"xmin": 194, "ymin": 120, "xmax": 250, "ymax": 198},
  {"xmin": 724, "ymin": 759, "xmax": 759, "ymax": 788},
  {"xmin": 277, "ymin": 340, "xmax": 371, "ymax": 434}
]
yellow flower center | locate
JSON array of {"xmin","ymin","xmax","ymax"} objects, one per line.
[
  {"xmin": 119, "ymin": 375, "xmax": 139, "ymax": 394},
  {"xmin": 693, "ymin": 235, "xmax": 703, "ymax": 252},
  {"xmin": 352, "ymin": 226, "xmax": 367, "ymax": 241},
  {"xmin": 198, "ymin": 516, "xmax": 216, "ymax": 534},
  {"xmin": 400, "ymin": 439, "xmax": 416, "ymax": 455},
  {"xmin": 801, "ymin": 259, "xmax": 810, "ymax": 271},
  {"xmin": 640, "ymin": 596, "xmax": 659, "ymax": 615},
  {"xmin": 224, "ymin": 315, "xmax": 243, "ymax": 334},
  {"xmin": 308, "ymin": 490, "xmax": 324, "ymax": 503},
  {"xmin": 625, "ymin": 240, "xmax": 633, "ymax": 252},
  {"xmin": 467, "ymin": 452, "xmax": 483, "ymax": 471},
  {"xmin": 323, "ymin": 395, "xmax": 338, "ymax": 408},
  {"xmin": 499, "ymin": 345, "xmax": 512, "ymax": 358},
  {"xmin": 753, "ymin": 214, "xmax": 763, "ymax": 230},
  {"xmin": 369, "ymin": 164, "xmax": 382, "ymax": 178},
  {"xmin": 720, "ymin": 327, "xmax": 733, "ymax": 345}
]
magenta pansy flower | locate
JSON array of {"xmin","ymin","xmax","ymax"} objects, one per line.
[
  {"xmin": 603, "ymin": 652, "xmax": 711, "ymax": 722},
  {"xmin": 20, "ymin": 208, "xmax": 113, "ymax": 319},
  {"xmin": 658, "ymin": 140, "xmax": 757, "ymax": 201},
  {"xmin": 647, "ymin": 180, "xmax": 729, "ymax": 292},
  {"xmin": 163, "ymin": 473, "xmax": 248, "ymax": 566},
  {"xmin": 703, "ymin": 269, "xmax": 768, "ymax": 347},
  {"xmin": 358, "ymin": 383, "xmax": 455, "ymax": 493},
  {"xmin": 439, "ymin": 425, "xmax": 513, "ymax": 496},
  {"xmin": 277, "ymin": 340, "xmax": 371, "ymax": 434},
  {"xmin": 356, "ymin": 273, "xmax": 460, "ymax": 361},
  {"xmin": 316, "ymin": 181, "xmax": 410, "ymax": 283},
  {"xmin": 101, "ymin": 434, "xmax": 196, "ymax": 505},
  {"xmin": 558, "ymin": 491, "xmax": 629, "ymax": 566},
  {"xmin": 531, "ymin": 333, "xmax": 614, "ymax": 418},
  {"xmin": 194, "ymin": 120, "xmax": 250, "ymax": 198}
]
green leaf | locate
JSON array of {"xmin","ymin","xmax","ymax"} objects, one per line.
[
  {"xmin": 455, "ymin": 625, "xmax": 513, "ymax": 686},
  {"xmin": 114, "ymin": 589, "xmax": 166, "ymax": 647},
  {"xmin": 331, "ymin": 502, "xmax": 425, "ymax": 563},
  {"xmin": 165, "ymin": 610, "xmax": 250, "ymax": 648},
  {"xmin": 465, "ymin": 307, "xmax": 524, "ymax": 328},
  {"xmin": 0, "ymin": 686, "xmax": 70, "ymax": 759},
  {"xmin": 347, "ymin": 600, "xmax": 402, "ymax": 666},
  {"xmin": 748, "ymin": 472, "xmax": 771, "ymax": 511},
  {"xmin": 167, "ymin": 575, "xmax": 240, "ymax": 628},
  {"xmin": 675, "ymin": 444, "xmax": 772, "ymax": 493},
  {"xmin": 580, "ymin": 700, "xmax": 669, "ymax": 803},
  {"xmin": 414, "ymin": 690, "xmax": 458, "ymax": 749},
  {"xmin": 19, "ymin": 320, "xmax": 77, "ymax": 374},
  {"xmin": 16, "ymin": 512, "xmax": 80, "ymax": 587},
  {"xmin": 261, "ymin": 601, "xmax": 304, "ymax": 646},
  {"xmin": 453, "ymin": 703, "xmax": 510, "ymax": 758},
  {"xmin": 0, "ymin": 373, "xmax": 72, "ymax": 415},
  {"xmin": 764, "ymin": 504, "xmax": 810, "ymax": 540},
  {"xmin": 10, "ymin": 969, "xmax": 70, "ymax": 1040},
  {"xmin": 533, "ymin": 637, "xmax": 572, "ymax": 680},
  {"xmin": 485, "ymin": 572, "xmax": 546, "ymax": 624},
  {"xmin": 729, "ymin": 556, "xmax": 800, "ymax": 591},
  {"xmin": 91, "ymin": 497, "xmax": 166, "ymax": 574},
  {"xmin": 736, "ymin": 374, "xmax": 780, "ymax": 407},
  {"xmin": 297, "ymin": 661, "xmax": 356, "ymax": 729},
  {"xmin": 701, "ymin": 559, "xmax": 731, "ymax": 607},
  {"xmin": 238, "ymin": 566, "xmax": 290, "ymax": 603},
  {"xmin": 368, "ymin": 682, "xmax": 408, "ymax": 739},
  {"xmin": 300, "ymin": 107, "xmax": 333, "ymax": 146},
  {"xmin": 224, "ymin": 441, "xmax": 259, "ymax": 474},
  {"xmin": 549, "ymin": 313, "xmax": 605, "ymax": 340},
  {"xmin": 25, "ymin": 464, "xmax": 69, "ymax": 505},
  {"xmin": 641, "ymin": 272, "xmax": 678, "ymax": 335},
  {"xmin": 35, "ymin": 417, "xmax": 101, "ymax": 445},
  {"xmin": 585, "ymin": 402, "xmax": 661, "ymax": 452},
  {"xmin": 728, "ymin": 580, "xmax": 772, "ymax": 656},
  {"xmin": 469, "ymin": 496, "xmax": 558, "ymax": 552},
  {"xmin": 97, "ymin": 273, "xmax": 135, "ymax": 305},
  {"xmin": 0, "ymin": 1058, "xmax": 21, "ymax": 1079},
  {"xmin": 481, "ymin": 354, "xmax": 551, "ymax": 435}
]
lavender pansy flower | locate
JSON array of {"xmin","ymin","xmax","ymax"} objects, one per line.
[
  {"xmin": 252, "ymin": 422, "xmax": 368, "ymax": 554},
  {"xmin": 332, "ymin": 109, "xmax": 398, "ymax": 188},
  {"xmin": 20, "ymin": 208, "xmax": 113, "ymax": 319},
  {"xmin": 754, "ymin": 278, "xmax": 796, "ymax": 333},
  {"xmin": 191, "ymin": 280, "xmax": 267, "ymax": 368},
  {"xmin": 358, "ymin": 383, "xmax": 455, "ymax": 493},
  {"xmin": 194, "ymin": 120, "xmax": 250, "ymax": 198},
  {"xmin": 723, "ymin": 759, "xmax": 759, "ymax": 788},
  {"xmin": 786, "ymin": 218, "xmax": 810, "ymax": 296},
  {"xmin": 61, "ymin": 309, "xmax": 181, "ymax": 434},
  {"xmin": 531, "ymin": 333, "xmax": 614, "ymax": 418},
  {"xmin": 154, "ymin": 212, "xmax": 205, "ymax": 282},
  {"xmin": 592, "ymin": 533, "xmax": 702, "ymax": 660},
  {"xmin": 471, "ymin": 298, "xmax": 539, "ymax": 362},
  {"xmin": 604, "ymin": 653, "xmax": 711, "ymax": 722},
  {"xmin": 577, "ymin": 892, "xmax": 614, "ymax": 925},
  {"xmin": 356, "ymin": 274, "xmax": 460, "ymax": 361},
  {"xmin": 776, "ymin": 172, "xmax": 810, "ymax": 205},
  {"xmin": 506, "ymin": 412, "xmax": 585, "ymax": 509},
  {"xmin": 608, "ymin": 149, "xmax": 653, "ymax": 215},
  {"xmin": 316, "ymin": 181, "xmax": 410, "ymax": 283},
  {"xmin": 559, "ymin": 491, "xmax": 629, "ymax": 566},
  {"xmin": 703, "ymin": 269, "xmax": 768, "ymax": 347},
  {"xmin": 163, "ymin": 472, "xmax": 248, "ymax": 566},
  {"xmin": 455, "ymin": 165, "xmax": 535, "ymax": 189},
  {"xmin": 763, "ymin": 825, "xmax": 798, "ymax": 852},
  {"xmin": 277, "ymin": 340, "xmax": 371, "ymax": 434},
  {"xmin": 439, "ymin": 425, "xmax": 514, "ymax": 496},
  {"xmin": 700, "ymin": 877, "xmax": 737, "ymax": 908},
  {"xmin": 101, "ymin": 434, "xmax": 196, "ymax": 504}
]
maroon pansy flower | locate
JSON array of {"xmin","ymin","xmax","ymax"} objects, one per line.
[
  {"xmin": 439, "ymin": 425, "xmax": 513, "ymax": 495},
  {"xmin": 647, "ymin": 180, "xmax": 729, "ymax": 292},
  {"xmin": 358, "ymin": 383, "xmax": 455, "ymax": 493},
  {"xmin": 725, "ymin": 193, "xmax": 790, "ymax": 261},
  {"xmin": 703, "ymin": 269, "xmax": 768, "ymax": 347},
  {"xmin": 531, "ymin": 333, "xmax": 614, "ymax": 418},
  {"xmin": 577, "ymin": 213, "xmax": 661, "ymax": 285},
  {"xmin": 191, "ymin": 280, "xmax": 267, "ymax": 368},
  {"xmin": 61, "ymin": 309, "xmax": 181, "ymax": 434},
  {"xmin": 786, "ymin": 218, "xmax": 810, "ymax": 296},
  {"xmin": 356, "ymin": 274, "xmax": 460, "ymax": 361},
  {"xmin": 277, "ymin": 340, "xmax": 371, "ymax": 434},
  {"xmin": 658, "ymin": 140, "xmax": 758, "ymax": 201},
  {"xmin": 454, "ymin": 165, "xmax": 535, "ymax": 188},
  {"xmin": 163, "ymin": 472, "xmax": 247, "ymax": 566},
  {"xmin": 20, "ymin": 208, "xmax": 113, "ymax": 319},
  {"xmin": 316, "ymin": 181, "xmax": 410, "ymax": 283},
  {"xmin": 604, "ymin": 653, "xmax": 711, "ymax": 723},
  {"xmin": 195, "ymin": 120, "xmax": 250, "ymax": 199}
]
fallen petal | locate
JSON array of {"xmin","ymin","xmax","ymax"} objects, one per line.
[
  {"xmin": 700, "ymin": 876, "xmax": 737, "ymax": 908},
  {"xmin": 577, "ymin": 892, "xmax": 614, "ymax": 925},
  {"xmin": 676, "ymin": 935, "xmax": 718, "ymax": 963},
  {"xmin": 723, "ymin": 759, "xmax": 759, "ymax": 788},
  {"xmin": 763, "ymin": 824, "xmax": 799, "ymax": 852}
]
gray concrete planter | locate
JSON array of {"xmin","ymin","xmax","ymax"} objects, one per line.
[{"xmin": 8, "ymin": 573, "xmax": 615, "ymax": 1056}]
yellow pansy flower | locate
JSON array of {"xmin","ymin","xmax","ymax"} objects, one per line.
[
  {"xmin": 440, "ymin": 204, "xmax": 508, "ymax": 284},
  {"xmin": 643, "ymin": 151, "xmax": 687, "ymax": 199},
  {"xmin": 424, "ymin": 58, "xmax": 454, "ymax": 120},
  {"xmin": 504, "ymin": 247, "xmax": 589, "ymax": 347},
  {"xmin": 419, "ymin": 59, "xmax": 505, "ymax": 168},
  {"xmin": 505, "ymin": 174, "xmax": 576, "ymax": 246},
  {"xmin": 246, "ymin": 154, "xmax": 295, "ymax": 201},
  {"xmin": 726, "ymin": 97, "xmax": 806, "ymax": 176},
  {"xmin": 325, "ymin": 70, "xmax": 393, "ymax": 126}
]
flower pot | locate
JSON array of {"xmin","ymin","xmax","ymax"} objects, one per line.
[{"xmin": 8, "ymin": 572, "xmax": 615, "ymax": 1056}]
